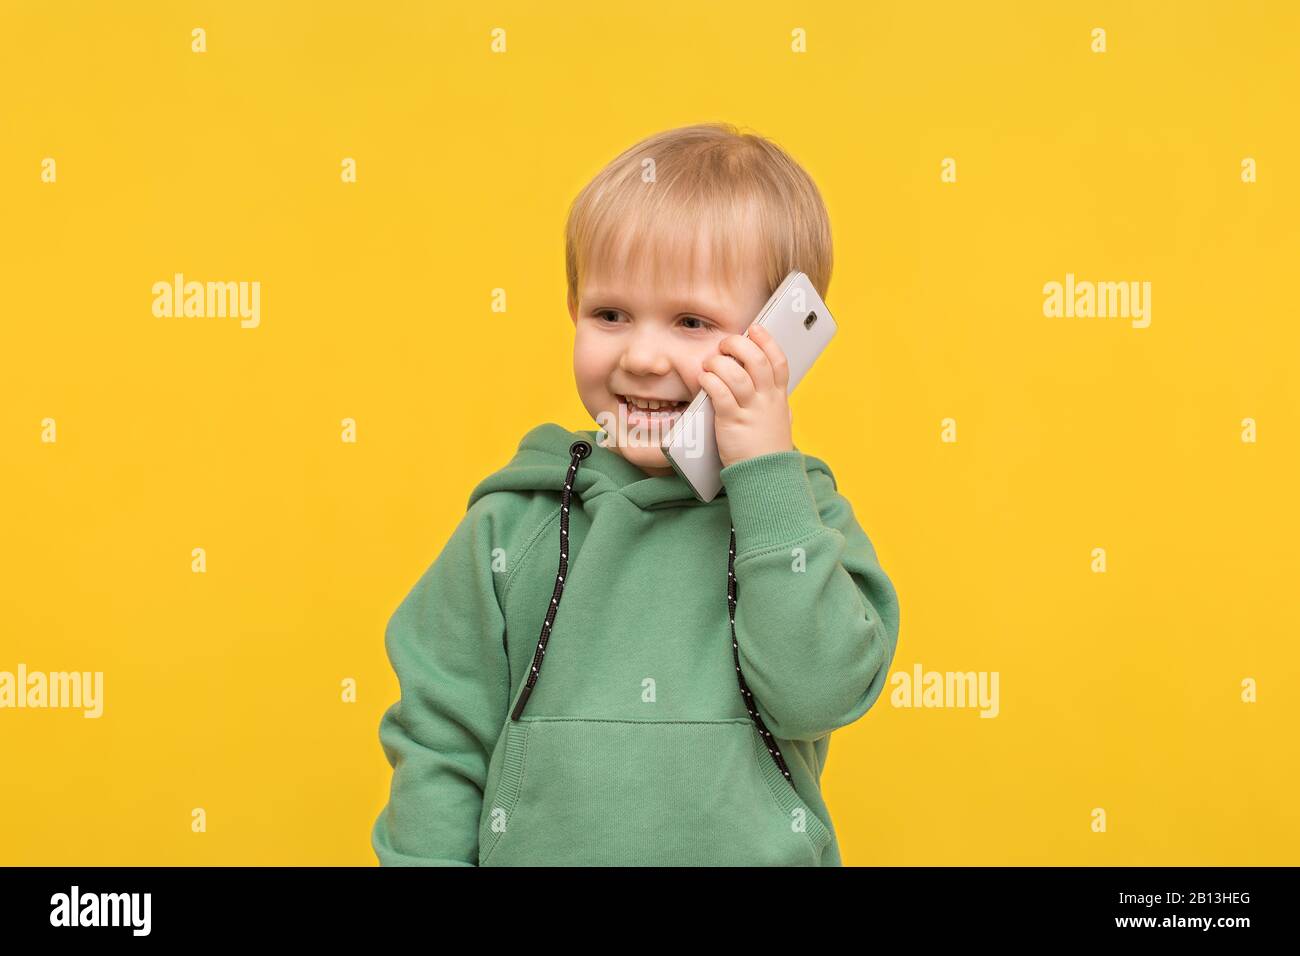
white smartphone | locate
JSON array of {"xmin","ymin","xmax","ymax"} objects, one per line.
[{"xmin": 661, "ymin": 270, "xmax": 837, "ymax": 502}]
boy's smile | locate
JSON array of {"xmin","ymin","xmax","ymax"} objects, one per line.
[{"xmin": 569, "ymin": 232, "xmax": 772, "ymax": 477}]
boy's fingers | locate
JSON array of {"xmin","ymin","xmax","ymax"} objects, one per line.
[
  {"xmin": 705, "ymin": 351, "xmax": 755, "ymax": 404},
  {"xmin": 721, "ymin": 333, "xmax": 775, "ymax": 391},
  {"xmin": 700, "ymin": 371, "xmax": 739, "ymax": 416},
  {"xmin": 751, "ymin": 325, "xmax": 790, "ymax": 390}
]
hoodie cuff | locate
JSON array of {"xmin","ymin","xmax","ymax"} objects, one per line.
[{"xmin": 720, "ymin": 450, "xmax": 824, "ymax": 556}]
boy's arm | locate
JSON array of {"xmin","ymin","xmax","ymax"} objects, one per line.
[
  {"xmin": 370, "ymin": 497, "xmax": 510, "ymax": 866},
  {"xmin": 720, "ymin": 450, "xmax": 901, "ymax": 743}
]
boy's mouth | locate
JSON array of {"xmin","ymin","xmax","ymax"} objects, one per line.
[
  {"xmin": 615, "ymin": 394, "xmax": 689, "ymax": 429},
  {"xmin": 617, "ymin": 393, "xmax": 689, "ymax": 411}
]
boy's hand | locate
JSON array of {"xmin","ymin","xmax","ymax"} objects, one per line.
[{"xmin": 698, "ymin": 324, "xmax": 795, "ymax": 469}]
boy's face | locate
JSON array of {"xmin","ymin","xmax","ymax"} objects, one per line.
[{"xmin": 569, "ymin": 237, "xmax": 772, "ymax": 477}]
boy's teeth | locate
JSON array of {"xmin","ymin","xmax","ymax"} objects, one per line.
[{"xmin": 623, "ymin": 396, "xmax": 683, "ymax": 410}]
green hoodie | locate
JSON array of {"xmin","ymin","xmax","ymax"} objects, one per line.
[{"xmin": 371, "ymin": 422, "xmax": 900, "ymax": 866}]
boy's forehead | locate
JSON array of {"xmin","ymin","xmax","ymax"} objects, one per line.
[{"xmin": 579, "ymin": 240, "xmax": 767, "ymax": 317}]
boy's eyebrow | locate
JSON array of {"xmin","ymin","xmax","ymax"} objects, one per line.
[{"xmin": 582, "ymin": 288, "xmax": 730, "ymax": 318}]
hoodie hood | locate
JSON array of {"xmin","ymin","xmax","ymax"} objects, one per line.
[{"xmin": 467, "ymin": 422, "xmax": 833, "ymax": 512}]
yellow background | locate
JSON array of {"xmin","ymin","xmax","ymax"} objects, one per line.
[{"xmin": 2, "ymin": 1, "xmax": 1295, "ymax": 865}]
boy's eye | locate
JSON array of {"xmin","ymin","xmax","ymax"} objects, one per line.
[{"xmin": 593, "ymin": 309, "xmax": 713, "ymax": 332}]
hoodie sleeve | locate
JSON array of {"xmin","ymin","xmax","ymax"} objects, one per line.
[
  {"xmin": 719, "ymin": 449, "xmax": 901, "ymax": 743},
  {"xmin": 370, "ymin": 496, "xmax": 510, "ymax": 866}
]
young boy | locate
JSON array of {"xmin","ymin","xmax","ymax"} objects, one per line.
[{"xmin": 371, "ymin": 122, "xmax": 901, "ymax": 866}]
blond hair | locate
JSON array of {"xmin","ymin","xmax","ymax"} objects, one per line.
[{"xmin": 564, "ymin": 123, "xmax": 833, "ymax": 314}]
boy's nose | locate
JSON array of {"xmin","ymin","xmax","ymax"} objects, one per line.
[{"xmin": 618, "ymin": 337, "xmax": 672, "ymax": 375}]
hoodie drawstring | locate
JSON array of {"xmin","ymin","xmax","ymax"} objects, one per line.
[{"xmin": 510, "ymin": 439, "xmax": 795, "ymax": 788}]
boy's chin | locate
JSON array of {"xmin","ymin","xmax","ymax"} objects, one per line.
[{"xmin": 605, "ymin": 439, "xmax": 674, "ymax": 475}]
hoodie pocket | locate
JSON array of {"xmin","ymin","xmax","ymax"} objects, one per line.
[{"xmin": 477, "ymin": 717, "xmax": 831, "ymax": 866}]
